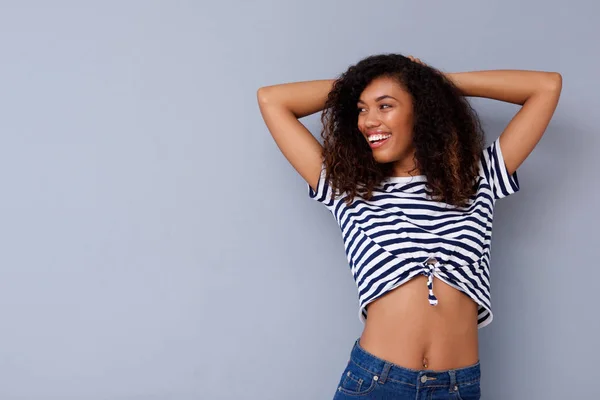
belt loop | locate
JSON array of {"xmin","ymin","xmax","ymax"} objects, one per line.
[
  {"xmin": 378, "ymin": 362, "xmax": 392, "ymax": 384},
  {"xmin": 448, "ymin": 370, "xmax": 457, "ymax": 392}
]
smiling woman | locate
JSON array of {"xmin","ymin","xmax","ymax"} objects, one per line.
[{"xmin": 257, "ymin": 53, "xmax": 561, "ymax": 400}]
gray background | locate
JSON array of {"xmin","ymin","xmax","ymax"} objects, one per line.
[{"xmin": 0, "ymin": 1, "xmax": 597, "ymax": 399}]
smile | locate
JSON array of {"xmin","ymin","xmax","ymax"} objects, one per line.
[{"xmin": 367, "ymin": 133, "xmax": 391, "ymax": 149}]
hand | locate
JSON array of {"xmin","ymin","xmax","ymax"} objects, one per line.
[
  {"xmin": 407, "ymin": 55, "xmax": 426, "ymax": 66},
  {"xmin": 408, "ymin": 55, "xmax": 454, "ymax": 83}
]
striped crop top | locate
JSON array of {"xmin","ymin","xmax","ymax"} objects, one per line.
[{"xmin": 308, "ymin": 138, "xmax": 519, "ymax": 329}]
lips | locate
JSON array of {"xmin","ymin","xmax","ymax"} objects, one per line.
[
  {"xmin": 366, "ymin": 131, "xmax": 392, "ymax": 149},
  {"xmin": 368, "ymin": 136, "xmax": 390, "ymax": 149}
]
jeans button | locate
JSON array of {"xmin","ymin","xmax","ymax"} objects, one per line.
[{"xmin": 421, "ymin": 375, "xmax": 428, "ymax": 383}]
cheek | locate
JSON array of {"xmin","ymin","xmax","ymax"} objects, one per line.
[
  {"xmin": 356, "ymin": 116, "xmax": 365, "ymax": 129},
  {"xmin": 386, "ymin": 111, "xmax": 412, "ymax": 132},
  {"xmin": 357, "ymin": 122, "xmax": 368, "ymax": 135}
]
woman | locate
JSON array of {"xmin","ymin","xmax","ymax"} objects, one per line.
[{"xmin": 256, "ymin": 54, "xmax": 562, "ymax": 399}]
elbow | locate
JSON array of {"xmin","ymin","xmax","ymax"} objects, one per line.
[
  {"xmin": 256, "ymin": 86, "xmax": 270, "ymax": 105},
  {"xmin": 544, "ymin": 72, "xmax": 563, "ymax": 93},
  {"xmin": 257, "ymin": 86, "xmax": 280, "ymax": 107},
  {"xmin": 528, "ymin": 72, "xmax": 562, "ymax": 104},
  {"xmin": 522, "ymin": 72, "xmax": 562, "ymax": 106}
]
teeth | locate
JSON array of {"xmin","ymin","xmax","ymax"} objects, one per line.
[{"xmin": 368, "ymin": 134, "xmax": 391, "ymax": 142}]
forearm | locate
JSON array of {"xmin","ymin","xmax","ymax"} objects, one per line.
[
  {"xmin": 446, "ymin": 70, "xmax": 562, "ymax": 105},
  {"xmin": 257, "ymin": 79, "xmax": 335, "ymax": 118}
]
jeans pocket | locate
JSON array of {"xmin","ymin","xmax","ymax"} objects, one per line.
[
  {"xmin": 336, "ymin": 360, "xmax": 378, "ymax": 397},
  {"xmin": 456, "ymin": 380, "xmax": 481, "ymax": 400}
]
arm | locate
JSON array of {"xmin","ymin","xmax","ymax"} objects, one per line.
[
  {"xmin": 257, "ymin": 80, "xmax": 335, "ymax": 191},
  {"xmin": 445, "ymin": 70, "xmax": 563, "ymax": 175}
]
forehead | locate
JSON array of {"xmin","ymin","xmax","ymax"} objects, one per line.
[{"xmin": 358, "ymin": 76, "xmax": 409, "ymax": 103}]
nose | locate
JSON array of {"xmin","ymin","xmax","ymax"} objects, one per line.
[{"xmin": 364, "ymin": 110, "xmax": 381, "ymax": 128}]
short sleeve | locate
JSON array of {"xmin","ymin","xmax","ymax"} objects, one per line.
[
  {"xmin": 480, "ymin": 137, "xmax": 520, "ymax": 200},
  {"xmin": 308, "ymin": 163, "xmax": 336, "ymax": 208}
]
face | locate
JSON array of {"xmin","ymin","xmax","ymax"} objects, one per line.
[{"xmin": 356, "ymin": 76, "xmax": 418, "ymax": 175}]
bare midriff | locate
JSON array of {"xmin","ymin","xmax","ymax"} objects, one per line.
[{"xmin": 359, "ymin": 275, "xmax": 480, "ymax": 372}]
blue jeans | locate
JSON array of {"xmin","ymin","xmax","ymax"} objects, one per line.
[{"xmin": 332, "ymin": 338, "xmax": 481, "ymax": 399}]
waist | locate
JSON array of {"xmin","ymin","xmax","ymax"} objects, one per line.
[
  {"xmin": 349, "ymin": 337, "xmax": 480, "ymax": 389},
  {"xmin": 360, "ymin": 275, "xmax": 479, "ymax": 371}
]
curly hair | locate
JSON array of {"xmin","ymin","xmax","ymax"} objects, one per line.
[{"xmin": 320, "ymin": 53, "xmax": 485, "ymax": 207}]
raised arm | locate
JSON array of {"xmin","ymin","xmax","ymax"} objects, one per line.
[
  {"xmin": 256, "ymin": 80, "xmax": 334, "ymax": 191},
  {"xmin": 446, "ymin": 70, "xmax": 563, "ymax": 175}
]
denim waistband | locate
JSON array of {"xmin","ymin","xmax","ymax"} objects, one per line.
[{"xmin": 350, "ymin": 338, "xmax": 480, "ymax": 388}]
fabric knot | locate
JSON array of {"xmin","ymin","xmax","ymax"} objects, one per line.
[{"xmin": 421, "ymin": 257, "xmax": 439, "ymax": 306}]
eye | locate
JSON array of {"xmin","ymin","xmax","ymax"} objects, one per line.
[{"xmin": 357, "ymin": 104, "xmax": 391, "ymax": 113}]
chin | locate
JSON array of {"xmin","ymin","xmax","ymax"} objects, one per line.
[{"xmin": 372, "ymin": 151, "xmax": 400, "ymax": 164}]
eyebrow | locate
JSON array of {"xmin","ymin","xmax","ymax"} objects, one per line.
[{"xmin": 357, "ymin": 95, "xmax": 399, "ymax": 104}]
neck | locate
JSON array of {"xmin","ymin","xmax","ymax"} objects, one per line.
[{"xmin": 392, "ymin": 164, "xmax": 421, "ymax": 177}]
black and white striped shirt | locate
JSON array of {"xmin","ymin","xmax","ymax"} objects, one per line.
[{"xmin": 308, "ymin": 138, "xmax": 519, "ymax": 328}]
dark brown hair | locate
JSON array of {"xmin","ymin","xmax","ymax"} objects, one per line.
[{"xmin": 320, "ymin": 53, "xmax": 484, "ymax": 207}]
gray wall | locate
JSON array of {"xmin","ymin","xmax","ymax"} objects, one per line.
[{"xmin": 0, "ymin": 1, "xmax": 597, "ymax": 399}]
